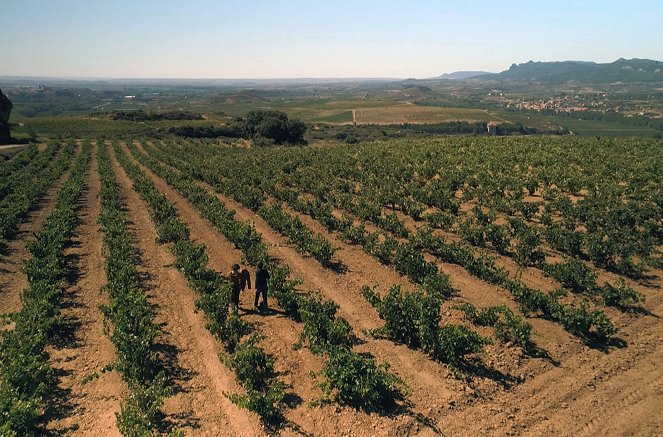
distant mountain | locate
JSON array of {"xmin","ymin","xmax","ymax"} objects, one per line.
[
  {"xmin": 434, "ymin": 71, "xmax": 491, "ymax": 80},
  {"xmin": 484, "ymin": 58, "xmax": 663, "ymax": 83}
]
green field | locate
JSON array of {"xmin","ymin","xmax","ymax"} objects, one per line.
[
  {"xmin": 492, "ymin": 110, "xmax": 660, "ymax": 137},
  {"xmin": 7, "ymin": 80, "xmax": 662, "ymax": 139}
]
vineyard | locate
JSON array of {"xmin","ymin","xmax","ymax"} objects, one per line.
[{"xmin": 0, "ymin": 136, "xmax": 661, "ymax": 436}]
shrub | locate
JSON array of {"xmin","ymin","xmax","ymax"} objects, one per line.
[
  {"xmin": 424, "ymin": 211, "xmax": 456, "ymax": 230},
  {"xmin": 317, "ymin": 348, "xmax": 405, "ymax": 411},
  {"xmin": 597, "ymin": 279, "xmax": 644, "ymax": 307},
  {"xmin": 298, "ymin": 294, "xmax": 353, "ymax": 354},
  {"xmin": 374, "ymin": 285, "xmax": 428, "ymax": 347},
  {"xmin": 268, "ymin": 265, "xmax": 301, "ymax": 320},
  {"xmin": 116, "ymin": 374, "xmax": 171, "ymax": 437},
  {"xmin": 432, "ymin": 325, "xmax": 489, "ymax": 366},
  {"xmin": 545, "ymin": 258, "xmax": 598, "ymax": 292},
  {"xmin": 222, "ymin": 335, "xmax": 285, "ymax": 423},
  {"xmin": 455, "ymin": 303, "xmax": 535, "ymax": 351},
  {"xmin": 222, "ymin": 335, "xmax": 275, "ymax": 391},
  {"xmin": 360, "ymin": 285, "xmax": 382, "ymax": 308}
]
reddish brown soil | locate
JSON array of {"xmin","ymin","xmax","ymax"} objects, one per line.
[
  {"xmin": 0, "ymin": 144, "xmax": 80, "ymax": 318},
  {"xmin": 4, "ymin": 139, "xmax": 659, "ymax": 436},
  {"xmin": 46, "ymin": 145, "xmax": 123, "ymax": 436},
  {"xmin": 125, "ymin": 142, "xmax": 448, "ymax": 435},
  {"xmin": 440, "ymin": 287, "xmax": 663, "ymax": 436},
  {"xmin": 133, "ymin": 140, "xmax": 662, "ymax": 436},
  {"xmin": 110, "ymin": 142, "xmax": 263, "ymax": 436}
]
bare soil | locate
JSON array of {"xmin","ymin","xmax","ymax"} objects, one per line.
[
  {"xmin": 131, "ymin": 140, "xmax": 662, "ymax": 436},
  {"xmin": 3, "ymin": 139, "xmax": 659, "ymax": 436},
  {"xmin": 110, "ymin": 142, "xmax": 262, "ymax": 436},
  {"xmin": 124, "ymin": 142, "xmax": 444, "ymax": 435},
  {"xmin": 0, "ymin": 144, "xmax": 80, "ymax": 318},
  {"xmin": 46, "ymin": 144, "xmax": 124, "ymax": 436}
]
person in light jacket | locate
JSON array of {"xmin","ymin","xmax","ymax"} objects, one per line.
[{"xmin": 228, "ymin": 263, "xmax": 251, "ymax": 312}]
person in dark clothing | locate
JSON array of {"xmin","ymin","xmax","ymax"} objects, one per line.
[{"xmin": 254, "ymin": 261, "xmax": 270, "ymax": 311}]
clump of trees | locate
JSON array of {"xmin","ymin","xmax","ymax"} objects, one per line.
[
  {"xmin": 169, "ymin": 110, "xmax": 307, "ymax": 145},
  {"xmin": 167, "ymin": 125, "xmax": 243, "ymax": 139},
  {"xmin": 243, "ymin": 110, "xmax": 307, "ymax": 145},
  {"xmin": 400, "ymin": 121, "xmax": 568, "ymax": 136},
  {"xmin": 111, "ymin": 110, "xmax": 203, "ymax": 121}
]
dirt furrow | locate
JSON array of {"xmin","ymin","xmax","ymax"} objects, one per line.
[
  {"xmin": 137, "ymin": 140, "xmax": 663, "ymax": 436},
  {"xmin": 109, "ymin": 143, "xmax": 259, "ymax": 436},
  {"xmin": 0, "ymin": 143, "xmax": 80, "ymax": 317},
  {"xmin": 277, "ymin": 199, "xmax": 573, "ymax": 357},
  {"xmin": 438, "ymin": 291, "xmax": 663, "ymax": 436},
  {"xmin": 137, "ymin": 140, "xmax": 558, "ymax": 425},
  {"xmin": 46, "ymin": 144, "xmax": 124, "ymax": 436},
  {"xmin": 123, "ymin": 142, "xmax": 433, "ymax": 436},
  {"xmin": 574, "ymin": 365, "xmax": 662, "ymax": 436},
  {"xmin": 200, "ymin": 178, "xmax": 533, "ymax": 394}
]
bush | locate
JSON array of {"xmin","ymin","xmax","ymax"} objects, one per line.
[
  {"xmin": 545, "ymin": 258, "xmax": 598, "ymax": 292},
  {"xmin": 221, "ymin": 335, "xmax": 285, "ymax": 423},
  {"xmin": 268, "ymin": 265, "xmax": 301, "ymax": 320},
  {"xmin": 455, "ymin": 303, "xmax": 535, "ymax": 351},
  {"xmin": 432, "ymin": 325, "xmax": 489, "ymax": 365},
  {"xmin": 298, "ymin": 294, "xmax": 353, "ymax": 354},
  {"xmin": 226, "ymin": 384, "xmax": 285, "ymax": 424},
  {"xmin": 222, "ymin": 335, "xmax": 275, "ymax": 391},
  {"xmin": 514, "ymin": 227, "xmax": 545, "ymax": 267},
  {"xmin": 116, "ymin": 374, "xmax": 171, "ymax": 437},
  {"xmin": 597, "ymin": 279, "xmax": 644, "ymax": 307},
  {"xmin": 374, "ymin": 285, "xmax": 430, "ymax": 347},
  {"xmin": 368, "ymin": 285, "xmax": 485, "ymax": 368},
  {"xmin": 195, "ymin": 288, "xmax": 230, "ymax": 339},
  {"xmin": 424, "ymin": 211, "xmax": 456, "ymax": 230},
  {"xmin": 219, "ymin": 313, "xmax": 251, "ymax": 353},
  {"xmin": 360, "ymin": 285, "xmax": 382, "ymax": 308},
  {"xmin": 243, "ymin": 110, "xmax": 307, "ymax": 145},
  {"xmin": 317, "ymin": 347, "xmax": 405, "ymax": 411}
]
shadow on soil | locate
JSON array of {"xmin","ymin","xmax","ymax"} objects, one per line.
[
  {"xmin": 153, "ymin": 332, "xmax": 202, "ymax": 433},
  {"xmin": 617, "ymin": 304, "xmax": 659, "ymax": 318},
  {"xmin": 326, "ymin": 260, "xmax": 348, "ymax": 274},
  {"xmin": 585, "ymin": 335, "xmax": 628, "ymax": 353},
  {"xmin": 50, "ymin": 318, "xmax": 83, "ymax": 350},
  {"xmin": 43, "ymin": 368, "xmax": 77, "ymax": 437},
  {"xmin": 278, "ymin": 420, "xmax": 315, "ymax": 437},
  {"xmin": 458, "ymin": 359, "xmax": 524, "ymax": 389}
]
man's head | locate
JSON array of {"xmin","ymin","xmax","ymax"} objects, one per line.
[
  {"xmin": 257, "ymin": 261, "xmax": 264, "ymax": 269},
  {"xmin": 232, "ymin": 263, "xmax": 240, "ymax": 271}
]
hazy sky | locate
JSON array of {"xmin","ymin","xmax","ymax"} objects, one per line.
[{"xmin": 2, "ymin": 0, "xmax": 662, "ymax": 79}]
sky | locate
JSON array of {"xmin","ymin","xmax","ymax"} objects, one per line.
[{"xmin": 2, "ymin": 0, "xmax": 662, "ymax": 79}]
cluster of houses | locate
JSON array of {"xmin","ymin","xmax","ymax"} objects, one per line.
[{"xmin": 511, "ymin": 97, "xmax": 589, "ymax": 113}]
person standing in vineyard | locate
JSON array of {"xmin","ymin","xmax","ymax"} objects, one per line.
[
  {"xmin": 254, "ymin": 261, "xmax": 270, "ymax": 311},
  {"xmin": 228, "ymin": 263, "xmax": 251, "ymax": 312}
]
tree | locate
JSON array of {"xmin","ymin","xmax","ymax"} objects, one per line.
[{"xmin": 243, "ymin": 110, "xmax": 307, "ymax": 145}]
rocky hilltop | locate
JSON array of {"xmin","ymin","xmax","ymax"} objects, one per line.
[{"xmin": 0, "ymin": 89, "xmax": 13, "ymax": 144}]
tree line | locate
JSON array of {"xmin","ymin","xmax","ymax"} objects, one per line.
[{"xmin": 168, "ymin": 110, "xmax": 307, "ymax": 145}]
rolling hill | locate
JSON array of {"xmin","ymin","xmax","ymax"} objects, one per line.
[{"xmin": 483, "ymin": 58, "xmax": 663, "ymax": 83}]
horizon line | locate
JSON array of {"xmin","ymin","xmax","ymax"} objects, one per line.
[
  {"xmin": 0, "ymin": 74, "xmax": 432, "ymax": 82},
  {"xmin": 2, "ymin": 57, "xmax": 659, "ymax": 84}
]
